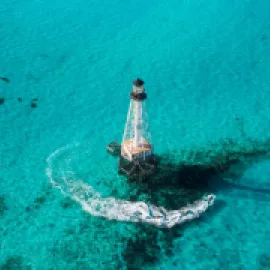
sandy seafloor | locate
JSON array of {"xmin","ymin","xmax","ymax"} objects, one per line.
[{"xmin": 1, "ymin": 0, "xmax": 270, "ymax": 269}]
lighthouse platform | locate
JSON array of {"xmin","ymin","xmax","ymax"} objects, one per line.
[
  {"xmin": 121, "ymin": 138, "xmax": 153, "ymax": 161},
  {"xmin": 118, "ymin": 155, "xmax": 156, "ymax": 180}
]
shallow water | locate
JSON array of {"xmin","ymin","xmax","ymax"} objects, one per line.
[{"xmin": 1, "ymin": 0, "xmax": 270, "ymax": 269}]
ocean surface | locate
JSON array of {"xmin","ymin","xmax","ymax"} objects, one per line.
[{"xmin": 1, "ymin": 0, "xmax": 270, "ymax": 269}]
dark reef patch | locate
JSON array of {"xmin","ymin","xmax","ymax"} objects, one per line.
[
  {"xmin": 0, "ymin": 77, "xmax": 9, "ymax": 83},
  {"xmin": 49, "ymin": 215, "xmax": 124, "ymax": 269},
  {"xmin": 34, "ymin": 196, "xmax": 46, "ymax": 205},
  {"xmin": 60, "ymin": 197, "xmax": 77, "ymax": 209},
  {"xmin": 259, "ymin": 253, "xmax": 270, "ymax": 270},
  {"xmin": 0, "ymin": 256, "xmax": 31, "ymax": 270},
  {"xmin": 123, "ymin": 224, "xmax": 180, "ymax": 268},
  {"xmin": 26, "ymin": 185, "xmax": 52, "ymax": 212},
  {"xmin": 0, "ymin": 98, "xmax": 5, "ymax": 105},
  {"xmin": 124, "ymin": 229, "xmax": 160, "ymax": 266},
  {"xmin": 0, "ymin": 195, "xmax": 8, "ymax": 216}
]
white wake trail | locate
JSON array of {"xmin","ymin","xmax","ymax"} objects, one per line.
[{"xmin": 46, "ymin": 143, "xmax": 215, "ymax": 228}]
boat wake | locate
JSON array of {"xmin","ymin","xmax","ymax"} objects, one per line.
[{"xmin": 46, "ymin": 142, "xmax": 215, "ymax": 228}]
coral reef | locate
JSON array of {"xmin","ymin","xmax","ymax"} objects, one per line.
[
  {"xmin": 259, "ymin": 253, "xmax": 270, "ymax": 270},
  {"xmin": 0, "ymin": 256, "xmax": 31, "ymax": 270},
  {"xmin": 0, "ymin": 195, "xmax": 7, "ymax": 216}
]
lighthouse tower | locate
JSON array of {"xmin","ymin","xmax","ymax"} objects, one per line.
[{"xmin": 118, "ymin": 78, "xmax": 156, "ymax": 178}]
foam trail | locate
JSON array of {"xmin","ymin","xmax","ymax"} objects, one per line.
[{"xmin": 46, "ymin": 143, "xmax": 215, "ymax": 228}]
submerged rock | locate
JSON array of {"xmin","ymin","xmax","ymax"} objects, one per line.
[
  {"xmin": 0, "ymin": 77, "xmax": 9, "ymax": 83},
  {"xmin": 0, "ymin": 256, "xmax": 31, "ymax": 270}
]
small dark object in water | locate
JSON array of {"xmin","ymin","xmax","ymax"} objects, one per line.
[
  {"xmin": 0, "ymin": 77, "xmax": 9, "ymax": 83},
  {"xmin": 107, "ymin": 141, "xmax": 121, "ymax": 156},
  {"xmin": 34, "ymin": 196, "xmax": 46, "ymax": 205},
  {"xmin": 18, "ymin": 97, "xmax": 22, "ymax": 102},
  {"xmin": 0, "ymin": 97, "xmax": 4, "ymax": 105},
  {"xmin": 32, "ymin": 98, "xmax": 38, "ymax": 101},
  {"xmin": 31, "ymin": 103, "xmax": 37, "ymax": 108}
]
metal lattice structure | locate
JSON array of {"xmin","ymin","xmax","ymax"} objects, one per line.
[
  {"xmin": 121, "ymin": 99, "xmax": 153, "ymax": 161},
  {"xmin": 118, "ymin": 78, "xmax": 156, "ymax": 179}
]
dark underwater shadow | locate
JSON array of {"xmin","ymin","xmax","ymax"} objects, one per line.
[
  {"xmin": 122, "ymin": 139, "xmax": 270, "ymax": 269},
  {"xmin": 128, "ymin": 153, "xmax": 270, "ymax": 210},
  {"xmin": 46, "ymin": 139, "xmax": 270, "ymax": 269}
]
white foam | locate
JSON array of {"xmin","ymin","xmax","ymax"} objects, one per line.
[{"xmin": 46, "ymin": 142, "xmax": 215, "ymax": 228}]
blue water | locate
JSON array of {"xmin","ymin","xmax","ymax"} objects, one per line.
[{"xmin": 1, "ymin": 0, "xmax": 270, "ymax": 269}]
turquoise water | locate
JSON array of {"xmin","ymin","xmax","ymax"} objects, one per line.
[{"xmin": 1, "ymin": 0, "xmax": 270, "ymax": 269}]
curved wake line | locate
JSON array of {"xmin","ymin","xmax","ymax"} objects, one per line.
[{"xmin": 46, "ymin": 143, "xmax": 215, "ymax": 228}]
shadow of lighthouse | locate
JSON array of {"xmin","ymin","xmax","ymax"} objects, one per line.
[{"xmin": 122, "ymin": 139, "xmax": 270, "ymax": 269}]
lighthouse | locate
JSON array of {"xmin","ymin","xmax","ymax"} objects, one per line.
[{"xmin": 118, "ymin": 78, "xmax": 156, "ymax": 179}]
